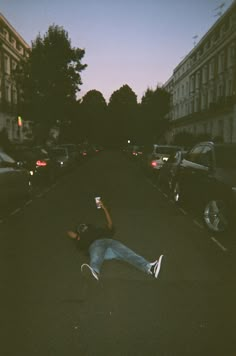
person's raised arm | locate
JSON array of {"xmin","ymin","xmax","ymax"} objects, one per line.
[{"xmin": 100, "ymin": 200, "xmax": 113, "ymax": 230}]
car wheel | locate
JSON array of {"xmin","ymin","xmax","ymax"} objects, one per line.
[{"xmin": 203, "ymin": 198, "xmax": 230, "ymax": 233}]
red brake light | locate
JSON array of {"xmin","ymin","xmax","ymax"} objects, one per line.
[
  {"xmin": 36, "ymin": 160, "xmax": 47, "ymax": 167},
  {"xmin": 151, "ymin": 161, "xmax": 158, "ymax": 167}
]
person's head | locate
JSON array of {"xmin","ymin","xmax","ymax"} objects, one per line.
[{"xmin": 67, "ymin": 223, "xmax": 92, "ymax": 240}]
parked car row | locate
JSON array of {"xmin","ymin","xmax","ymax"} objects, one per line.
[
  {"xmin": 1, "ymin": 142, "xmax": 103, "ymax": 215},
  {"xmin": 126, "ymin": 142, "xmax": 236, "ymax": 235},
  {"xmin": 171, "ymin": 142, "xmax": 236, "ymax": 234},
  {"xmin": 0, "ymin": 150, "xmax": 32, "ymax": 212}
]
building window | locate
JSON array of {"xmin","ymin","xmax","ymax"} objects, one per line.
[
  {"xmin": 202, "ymin": 65, "xmax": 208, "ymax": 84},
  {"xmin": 227, "ymin": 79, "xmax": 232, "ymax": 96},
  {"xmin": 218, "ymin": 52, "xmax": 225, "ymax": 73},
  {"xmin": 228, "ymin": 44, "xmax": 235, "ymax": 67},
  {"xmin": 218, "ymin": 84, "xmax": 224, "ymax": 98},
  {"xmin": 195, "ymin": 96, "xmax": 200, "ymax": 112},
  {"xmin": 190, "ymin": 75, "xmax": 195, "ymax": 92},
  {"xmin": 5, "ymin": 84, "xmax": 11, "ymax": 102},
  {"xmin": 185, "ymin": 103, "xmax": 188, "ymax": 116},
  {"xmin": 209, "ymin": 58, "xmax": 215, "ymax": 80},
  {"xmin": 201, "ymin": 93, "xmax": 207, "ymax": 110},
  {"xmin": 195, "ymin": 71, "xmax": 201, "ymax": 89},
  {"xmin": 11, "ymin": 59, "xmax": 17, "ymax": 72},
  {"xmin": 186, "ymin": 82, "xmax": 189, "ymax": 96},
  {"xmin": 208, "ymin": 88, "xmax": 215, "ymax": 105},
  {"xmin": 12, "ymin": 87, "xmax": 17, "ymax": 105}
]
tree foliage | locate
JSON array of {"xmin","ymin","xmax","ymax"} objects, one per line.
[
  {"xmin": 15, "ymin": 24, "xmax": 87, "ymax": 143},
  {"xmin": 108, "ymin": 85, "xmax": 138, "ymax": 144},
  {"xmin": 140, "ymin": 85, "xmax": 171, "ymax": 142},
  {"xmin": 77, "ymin": 90, "xmax": 107, "ymax": 142}
]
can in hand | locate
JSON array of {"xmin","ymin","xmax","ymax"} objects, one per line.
[{"xmin": 95, "ymin": 197, "xmax": 102, "ymax": 209}]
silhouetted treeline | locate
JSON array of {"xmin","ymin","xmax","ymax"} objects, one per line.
[{"xmin": 14, "ymin": 24, "xmax": 171, "ymax": 146}]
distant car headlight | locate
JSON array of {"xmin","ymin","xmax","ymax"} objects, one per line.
[{"xmin": 30, "ymin": 170, "xmax": 34, "ymax": 176}]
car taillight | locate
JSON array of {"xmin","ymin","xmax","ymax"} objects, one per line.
[
  {"xmin": 82, "ymin": 152, "xmax": 87, "ymax": 156},
  {"xmin": 36, "ymin": 160, "xmax": 47, "ymax": 167},
  {"xmin": 151, "ymin": 161, "xmax": 158, "ymax": 167}
]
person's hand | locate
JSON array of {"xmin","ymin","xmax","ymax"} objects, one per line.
[
  {"xmin": 67, "ymin": 230, "xmax": 78, "ymax": 239},
  {"xmin": 99, "ymin": 200, "xmax": 106, "ymax": 210}
]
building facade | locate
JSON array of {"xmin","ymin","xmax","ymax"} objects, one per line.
[
  {"xmin": 164, "ymin": 1, "xmax": 236, "ymax": 143},
  {"xmin": 0, "ymin": 13, "xmax": 32, "ymax": 144}
]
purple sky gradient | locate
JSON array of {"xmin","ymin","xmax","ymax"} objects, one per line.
[{"xmin": 1, "ymin": 0, "xmax": 234, "ymax": 102}]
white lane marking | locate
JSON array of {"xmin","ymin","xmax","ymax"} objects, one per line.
[
  {"xmin": 211, "ymin": 237, "xmax": 228, "ymax": 252},
  {"xmin": 36, "ymin": 193, "xmax": 43, "ymax": 198},
  {"xmin": 179, "ymin": 207, "xmax": 187, "ymax": 215},
  {"xmin": 10, "ymin": 208, "xmax": 21, "ymax": 216},
  {"xmin": 25, "ymin": 200, "xmax": 33, "ymax": 206},
  {"xmin": 193, "ymin": 219, "xmax": 204, "ymax": 229}
]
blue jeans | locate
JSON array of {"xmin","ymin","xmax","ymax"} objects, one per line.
[{"xmin": 89, "ymin": 239, "xmax": 151, "ymax": 275}]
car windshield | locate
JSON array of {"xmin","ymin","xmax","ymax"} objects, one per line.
[
  {"xmin": 155, "ymin": 147, "xmax": 180, "ymax": 155},
  {"xmin": 215, "ymin": 146, "xmax": 236, "ymax": 169},
  {"xmin": 50, "ymin": 148, "xmax": 67, "ymax": 156}
]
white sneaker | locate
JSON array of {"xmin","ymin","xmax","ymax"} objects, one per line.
[
  {"xmin": 81, "ymin": 263, "xmax": 99, "ymax": 281},
  {"xmin": 150, "ymin": 255, "xmax": 163, "ymax": 278}
]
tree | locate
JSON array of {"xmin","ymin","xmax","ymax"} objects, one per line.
[
  {"xmin": 15, "ymin": 24, "xmax": 87, "ymax": 144},
  {"xmin": 77, "ymin": 90, "xmax": 107, "ymax": 143},
  {"xmin": 108, "ymin": 85, "xmax": 138, "ymax": 145},
  {"xmin": 140, "ymin": 85, "xmax": 171, "ymax": 142}
]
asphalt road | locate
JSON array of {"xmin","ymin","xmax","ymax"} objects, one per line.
[{"xmin": 0, "ymin": 150, "xmax": 235, "ymax": 356}]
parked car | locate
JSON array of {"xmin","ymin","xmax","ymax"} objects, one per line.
[
  {"xmin": 91, "ymin": 144, "xmax": 104, "ymax": 154},
  {"xmin": 146, "ymin": 145, "xmax": 183, "ymax": 174},
  {"xmin": 172, "ymin": 141, "xmax": 236, "ymax": 234},
  {"xmin": 48, "ymin": 146, "xmax": 77, "ymax": 173},
  {"xmin": 158, "ymin": 149, "xmax": 187, "ymax": 193},
  {"xmin": 59, "ymin": 144, "xmax": 81, "ymax": 163},
  {"xmin": 79, "ymin": 144, "xmax": 94, "ymax": 158},
  {"xmin": 125, "ymin": 144, "xmax": 144, "ymax": 158},
  {"xmin": 8, "ymin": 146, "xmax": 58, "ymax": 187},
  {"xmin": 0, "ymin": 150, "xmax": 32, "ymax": 211}
]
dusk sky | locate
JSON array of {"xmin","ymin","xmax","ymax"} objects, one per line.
[{"xmin": 1, "ymin": 0, "xmax": 234, "ymax": 102}]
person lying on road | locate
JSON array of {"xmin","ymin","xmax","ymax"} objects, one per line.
[{"xmin": 67, "ymin": 199, "xmax": 164, "ymax": 281}]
